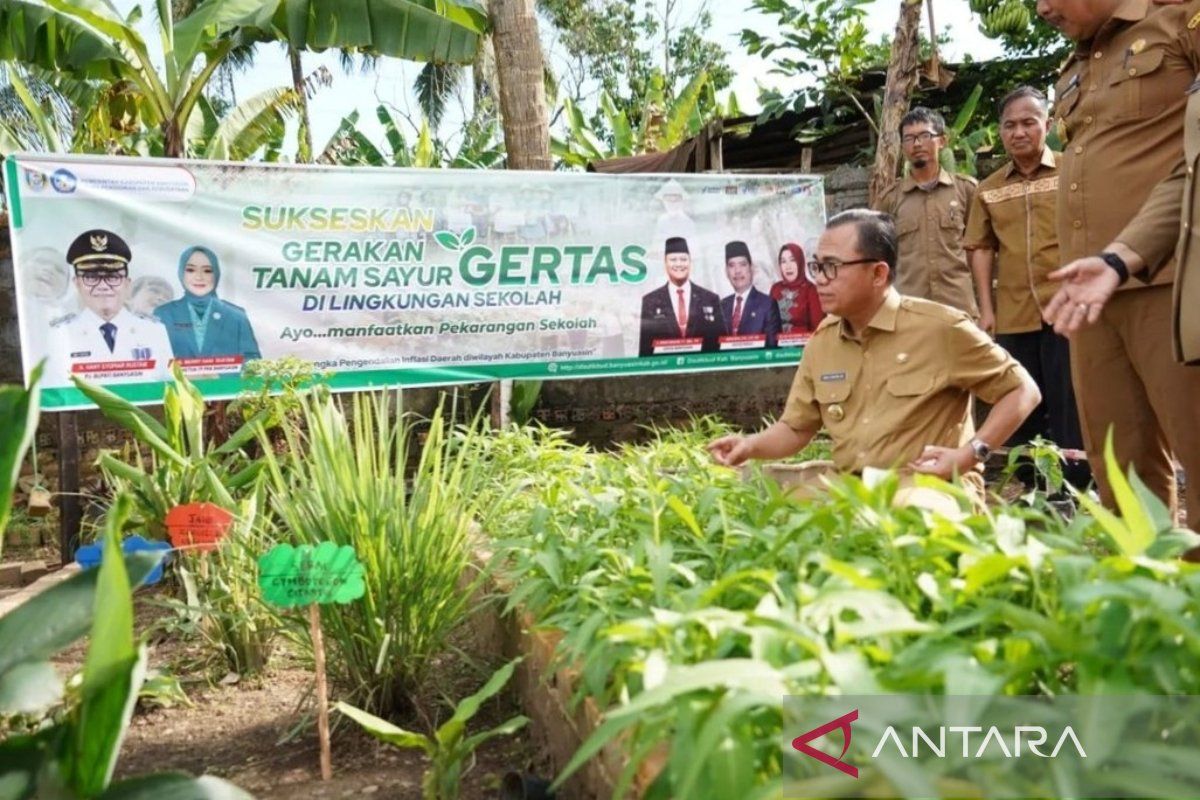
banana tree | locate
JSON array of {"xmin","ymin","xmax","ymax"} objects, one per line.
[
  {"xmin": 552, "ymin": 69, "xmax": 734, "ymax": 169},
  {"xmin": 318, "ymin": 103, "xmax": 504, "ymax": 169},
  {"xmin": 0, "ymin": 0, "xmax": 489, "ymax": 157}
]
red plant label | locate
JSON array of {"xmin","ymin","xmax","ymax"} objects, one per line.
[{"xmin": 166, "ymin": 502, "xmax": 234, "ymax": 552}]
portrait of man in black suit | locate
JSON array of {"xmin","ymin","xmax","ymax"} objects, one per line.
[
  {"xmin": 720, "ymin": 240, "xmax": 781, "ymax": 348},
  {"xmin": 638, "ymin": 237, "xmax": 725, "ymax": 357}
]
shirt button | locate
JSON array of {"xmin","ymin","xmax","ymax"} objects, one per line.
[
  {"xmin": 1073, "ymin": 220, "xmax": 1083, "ymax": 229},
  {"xmin": 1093, "ymin": 51, "xmax": 1103, "ymax": 59},
  {"xmin": 1074, "ymin": 145, "xmax": 1083, "ymax": 154},
  {"xmin": 1128, "ymin": 68, "xmax": 1136, "ymax": 76},
  {"xmin": 1084, "ymin": 115, "xmax": 1093, "ymax": 124},
  {"xmin": 1070, "ymin": 182, "xmax": 1079, "ymax": 191}
]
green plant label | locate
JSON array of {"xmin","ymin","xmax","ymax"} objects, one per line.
[{"xmin": 257, "ymin": 542, "xmax": 366, "ymax": 607}]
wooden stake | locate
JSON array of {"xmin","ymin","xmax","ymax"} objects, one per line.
[{"xmin": 309, "ymin": 603, "xmax": 332, "ymax": 781}]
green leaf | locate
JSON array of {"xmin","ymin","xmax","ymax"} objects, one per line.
[
  {"xmin": 71, "ymin": 377, "xmax": 182, "ymax": 467},
  {"xmin": 65, "ymin": 494, "xmax": 143, "ymax": 796},
  {"xmin": 666, "ymin": 495, "xmax": 703, "ymax": 539},
  {"xmin": 1103, "ymin": 429, "xmax": 1156, "ymax": 555},
  {"xmin": 460, "ymin": 227, "xmax": 476, "ymax": 246},
  {"xmin": 0, "ymin": 730, "xmax": 51, "ymax": 800},
  {"xmin": 0, "ymin": 360, "xmax": 41, "ymax": 545},
  {"xmin": 663, "ymin": 70, "xmax": 709, "ymax": 147},
  {"xmin": 0, "ymin": 660, "xmax": 63, "ymax": 715},
  {"xmin": 434, "ymin": 230, "xmax": 462, "ymax": 250},
  {"xmin": 0, "ymin": 552, "xmax": 161, "ymax": 678},
  {"xmin": 335, "ymin": 702, "xmax": 434, "ymax": 754},
  {"xmin": 435, "ymin": 658, "xmax": 521, "ymax": 749},
  {"xmin": 97, "ymin": 773, "xmax": 254, "ymax": 799},
  {"xmin": 459, "ymin": 715, "xmax": 529, "ymax": 754}
]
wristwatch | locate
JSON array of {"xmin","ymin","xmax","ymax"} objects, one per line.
[
  {"xmin": 968, "ymin": 437, "xmax": 992, "ymax": 462},
  {"xmin": 1099, "ymin": 251, "xmax": 1130, "ymax": 286}
]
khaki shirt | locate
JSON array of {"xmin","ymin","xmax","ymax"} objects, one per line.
[
  {"xmin": 1053, "ymin": 0, "xmax": 1200, "ymax": 291},
  {"xmin": 780, "ymin": 288, "xmax": 1032, "ymax": 473},
  {"xmin": 963, "ymin": 148, "xmax": 1061, "ymax": 334},
  {"xmin": 874, "ymin": 169, "xmax": 979, "ymax": 315},
  {"xmin": 1116, "ymin": 83, "xmax": 1200, "ymax": 364}
]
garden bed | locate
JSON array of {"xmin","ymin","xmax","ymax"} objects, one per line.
[{"xmin": 41, "ymin": 594, "xmax": 542, "ymax": 800}]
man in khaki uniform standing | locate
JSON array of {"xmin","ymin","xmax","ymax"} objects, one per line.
[
  {"xmin": 1035, "ymin": 0, "xmax": 1200, "ymax": 527},
  {"xmin": 707, "ymin": 210, "xmax": 1041, "ymax": 496},
  {"xmin": 874, "ymin": 107, "xmax": 980, "ymax": 316},
  {"xmin": 964, "ymin": 86, "xmax": 1090, "ymax": 488}
]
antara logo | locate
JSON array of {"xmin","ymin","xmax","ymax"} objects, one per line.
[
  {"xmin": 792, "ymin": 709, "xmax": 859, "ymax": 778},
  {"xmin": 791, "ymin": 709, "xmax": 1088, "ymax": 778}
]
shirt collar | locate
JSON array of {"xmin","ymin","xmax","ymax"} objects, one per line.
[
  {"xmin": 1002, "ymin": 146, "xmax": 1058, "ymax": 179},
  {"xmin": 1112, "ymin": 0, "xmax": 1150, "ymax": 23},
  {"xmin": 901, "ymin": 167, "xmax": 954, "ymax": 193},
  {"xmin": 838, "ymin": 288, "xmax": 900, "ymax": 339}
]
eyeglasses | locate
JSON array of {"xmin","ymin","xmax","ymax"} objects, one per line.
[
  {"xmin": 76, "ymin": 269, "xmax": 128, "ymax": 287},
  {"xmin": 901, "ymin": 131, "xmax": 940, "ymax": 146},
  {"xmin": 805, "ymin": 258, "xmax": 877, "ymax": 282}
]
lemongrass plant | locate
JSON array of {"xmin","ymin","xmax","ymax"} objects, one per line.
[{"xmin": 261, "ymin": 389, "xmax": 489, "ymax": 717}]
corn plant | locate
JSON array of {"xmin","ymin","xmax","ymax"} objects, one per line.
[
  {"xmin": 75, "ymin": 366, "xmax": 281, "ymax": 677},
  {"xmin": 261, "ymin": 390, "xmax": 490, "ymax": 716},
  {"xmin": 74, "ymin": 365, "xmax": 270, "ymax": 539},
  {"xmin": 336, "ymin": 658, "xmax": 527, "ymax": 800}
]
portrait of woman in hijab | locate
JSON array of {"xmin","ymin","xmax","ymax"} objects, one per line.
[
  {"xmin": 769, "ymin": 242, "xmax": 824, "ymax": 335},
  {"xmin": 155, "ymin": 246, "xmax": 261, "ymax": 364}
]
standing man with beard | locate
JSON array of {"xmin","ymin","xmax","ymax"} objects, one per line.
[
  {"xmin": 873, "ymin": 107, "xmax": 980, "ymax": 317},
  {"xmin": 963, "ymin": 86, "xmax": 1090, "ymax": 490},
  {"xmin": 1034, "ymin": 0, "xmax": 1200, "ymax": 531}
]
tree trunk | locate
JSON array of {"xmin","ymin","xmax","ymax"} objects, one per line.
[
  {"xmin": 868, "ymin": 0, "xmax": 923, "ymax": 207},
  {"xmin": 163, "ymin": 119, "xmax": 184, "ymax": 158},
  {"xmin": 490, "ymin": 0, "xmax": 551, "ymax": 170},
  {"xmin": 290, "ymin": 47, "xmax": 313, "ymax": 163},
  {"xmin": 473, "ymin": 32, "xmax": 499, "ymax": 125}
]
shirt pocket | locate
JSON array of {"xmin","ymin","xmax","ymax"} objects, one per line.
[
  {"xmin": 814, "ymin": 379, "xmax": 853, "ymax": 432},
  {"xmin": 885, "ymin": 372, "xmax": 935, "ymax": 398},
  {"xmin": 1108, "ymin": 48, "xmax": 1168, "ymax": 122},
  {"xmin": 896, "ymin": 215, "xmax": 920, "ymax": 239},
  {"xmin": 939, "ymin": 207, "xmax": 966, "ymax": 235}
]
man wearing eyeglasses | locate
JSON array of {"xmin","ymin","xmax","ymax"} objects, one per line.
[
  {"xmin": 44, "ymin": 229, "xmax": 174, "ymax": 385},
  {"xmin": 708, "ymin": 210, "xmax": 1040, "ymax": 499},
  {"xmin": 873, "ymin": 107, "xmax": 980, "ymax": 318}
]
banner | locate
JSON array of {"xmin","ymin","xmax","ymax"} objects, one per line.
[{"xmin": 4, "ymin": 154, "xmax": 827, "ymax": 410}]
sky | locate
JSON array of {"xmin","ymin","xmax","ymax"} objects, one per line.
[{"xmin": 133, "ymin": 0, "xmax": 1008, "ymax": 156}]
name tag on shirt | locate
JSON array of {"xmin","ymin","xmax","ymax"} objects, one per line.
[{"xmin": 820, "ymin": 371, "xmax": 847, "ymax": 382}]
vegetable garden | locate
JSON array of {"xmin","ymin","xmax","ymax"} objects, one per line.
[{"xmin": 2, "ymin": 367, "xmax": 1199, "ymax": 799}]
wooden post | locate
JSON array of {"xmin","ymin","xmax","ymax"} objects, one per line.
[
  {"xmin": 800, "ymin": 147, "xmax": 814, "ymax": 174},
  {"xmin": 309, "ymin": 603, "xmax": 332, "ymax": 781},
  {"xmin": 868, "ymin": 0, "xmax": 924, "ymax": 208},
  {"xmin": 57, "ymin": 412, "xmax": 81, "ymax": 563}
]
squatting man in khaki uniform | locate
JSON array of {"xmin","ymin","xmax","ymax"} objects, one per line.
[
  {"xmin": 873, "ymin": 107, "xmax": 980, "ymax": 317},
  {"xmin": 707, "ymin": 210, "xmax": 1041, "ymax": 494},
  {"xmin": 1034, "ymin": 0, "xmax": 1200, "ymax": 530}
]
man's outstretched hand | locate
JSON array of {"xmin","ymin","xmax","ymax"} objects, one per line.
[{"xmin": 1043, "ymin": 256, "xmax": 1121, "ymax": 335}]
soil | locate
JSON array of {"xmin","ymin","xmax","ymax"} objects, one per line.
[{"xmin": 48, "ymin": 596, "xmax": 548, "ymax": 800}]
